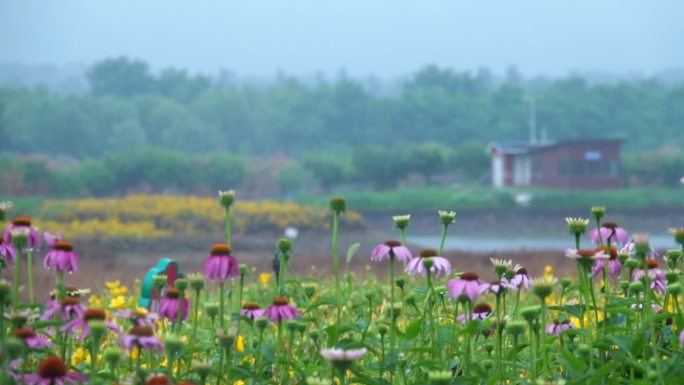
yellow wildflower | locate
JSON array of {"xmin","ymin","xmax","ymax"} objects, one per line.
[
  {"xmin": 543, "ymin": 265, "xmax": 554, "ymax": 281},
  {"xmin": 110, "ymin": 286, "xmax": 128, "ymax": 297},
  {"xmin": 71, "ymin": 347, "xmax": 90, "ymax": 366},
  {"xmin": 233, "ymin": 381, "xmax": 246, "ymax": 385},
  {"xmin": 105, "ymin": 280, "xmax": 121, "ymax": 291},
  {"xmin": 109, "ymin": 296, "xmax": 126, "ymax": 309},
  {"xmin": 259, "ymin": 273, "xmax": 272, "ymax": 285},
  {"xmin": 88, "ymin": 294, "xmax": 104, "ymax": 308},
  {"xmin": 236, "ymin": 335, "xmax": 245, "ymax": 353}
]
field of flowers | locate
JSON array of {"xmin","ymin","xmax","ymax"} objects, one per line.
[
  {"xmin": 0, "ymin": 194, "xmax": 683, "ymax": 385},
  {"xmin": 13, "ymin": 195, "xmax": 363, "ymax": 242}
]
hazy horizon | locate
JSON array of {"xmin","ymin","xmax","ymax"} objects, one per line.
[{"xmin": 2, "ymin": 1, "xmax": 683, "ymax": 78}]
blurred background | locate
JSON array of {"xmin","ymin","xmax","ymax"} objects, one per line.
[{"xmin": 1, "ymin": 1, "xmax": 683, "ymax": 289}]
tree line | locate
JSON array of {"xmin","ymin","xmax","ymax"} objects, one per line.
[{"xmin": 0, "ymin": 57, "xmax": 683, "ymax": 196}]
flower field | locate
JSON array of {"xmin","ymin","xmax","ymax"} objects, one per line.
[{"xmin": 0, "ymin": 196, "xmax": 683, "ymax": 385}]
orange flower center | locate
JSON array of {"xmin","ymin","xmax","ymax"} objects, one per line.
[
  {"xmin": 272, "ymin": 297, "xmax": 289, "ymax": 306},
  {"xmin": 461, "ymin": 272, "xmax": 479, "ymax": 281},
  {"xmin": 84, "ymin": 309, "xmax": 107, "ymax": 321},
  {"xmin": 55, "ymin": 241, "xmax": 73, "ymax": 251},
  {"xmin": 384, "ymin": 240, "xmax": 402, "ymax": 247},
  {"xmin": 13, "ymin": 216, "xmax": 32, "ymax": 226},
  {"xmin": 38, "ymin": 356, "xmax": 68, "ymax": 378},
  {"xmin": 420, "ymin": 248, "xmax": 438, "ymax": 258},
  {"xmin": 210, "ymin": 243, "xmax": 231, "ymax": 256},
  {"xmin": 129, "ymin": 326, "xmax": 154, "ymax": 337},
  {"xmin": 243, "ymin": 302, "xmax": 260, "ymax": 310}
]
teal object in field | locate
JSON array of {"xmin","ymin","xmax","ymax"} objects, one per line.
[{"xmin": 139, "ymin": 258, "xmax": 184, "ymax": 309}]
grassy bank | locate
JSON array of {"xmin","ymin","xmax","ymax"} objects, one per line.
[{"xmin": 292, "ymin": 186, "xmax": 684, "ymax": 211}]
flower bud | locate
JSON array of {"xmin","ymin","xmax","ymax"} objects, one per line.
[
  {"xmin": 329, "ymin": 198, "xmax": 346, "ymax": 214},
  {"xmin": 629, "ymin": 281, "xmax": 644, "ymax": 295},
  {"xmin": 218, "ymin": 190, "xmax": 236, "ymax": 209},
  {"xmin": 665, "ymin": 270, "xmax": 680, "ymax": 284},
  {"xmin": 590, "ymin": 206, "xmax": 605, "ymax": 220},
  {"xmin": 428, "ymin": 370, "xmax": 452, "ymax": 385},
  {"xmin": 667, "ymin": 283, "xmax": 682, "ymax": 296},
  {"xmin": 255, "ymin": 317, "xmax": 269, "ymax": 330},
  {"xmin": 624, "ymin": 259, "xmax": 640, "ymax": 270},
  {"xmin": 174, "ymin": 278, "xmax": 188, "ymax": 292},
  {"xmin": 153, "ymin": 275, "xmax": 167, "ymax": 290},
  {"xmin": 277, "ymin": 239, "xmax": 293, "ymax": 255},
  {"xmin": 0, "ymin": 279, "xmax": 11, "ymax": 303},
  {"xmin": 89, "ymin": 321, "xmax": 107, "ymax": 341},
  {"xmin": 188, "ymin": 273, "xmax": 205, "ymax": 292},
  {"xmin": 205, "ymin": 303, "xmax": 219, "ymax": 319},
  {"xmin": 521, "ymin": 306, "xmax": 541, "ymax": 322},
  {"xmin": 239, "ymin": 264, "xmax": 249, "ymax": 276},
  {"xmin": 165, "ymin": 335, "xmax": 184, "ymax": 357},
  {"xmin": 506, "ymin": 321, "xmax": 527, "ymax": 337},
  {"xmin": 392, "ymin": 214, "xmax": 411, "ymax": 230},
  {"xmin": 103, "ymin": 347, "xmax": 122, "ymax": 367}
]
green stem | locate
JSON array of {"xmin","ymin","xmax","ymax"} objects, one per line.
[
  {"xmin": 12, "ymin": 248, "xmax": 21, "ymax": 310},
  {"xmin": 389, "ymin": 255, "xmax": 396, "ymax": 356},
  {"xmin": 219, "ymin": 282, "xmax": 225, "ymax": 330},
  {"xmin": 331, "ymin": 212, "xmax": 341, "ymax": 323},
  {"xmin": 438, "ymin": 224, "xmax": 448, "ymax": 256},
  {"xmin": 192, "ymin": 289, "xmax": 201, "ymax": 342},
  {"xmin": 224, "ymin": 208, "xmax": 232, "ymax": 247},
  {"xmin": 26, "ymin": 249, "xmax": 33, "ymax": 303},
  {"xmin": 278, "ymin": 251, "xmax": 286, "ymax": 297}
]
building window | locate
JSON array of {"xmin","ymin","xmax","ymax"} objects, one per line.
[
  {"xmin": 608, "ymin": 160, "xmax": 618, "ymax": 177},
  {"xmin": 571, "ymin": 160, "xmax": 584, "ymax": 176},
  {"xmin": 558, "ymin": 161, "xmax": 569, "ymax": 176},
  {"xmin": 587, "ymin": 160, "xmax": 601, "ymax": 176}
]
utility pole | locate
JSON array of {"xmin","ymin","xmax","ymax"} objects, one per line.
[{"xmin": 524, "ymin": 95, "xmax": 537, "ymax": 144}]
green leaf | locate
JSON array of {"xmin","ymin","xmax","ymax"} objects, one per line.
[
  {"xmin": 560, "ymin": 346, "xmax": 586, "ymax": 373},
  {"xmin": 398, "ymin": 318, "xmax": 423, "ymax": 340},
  {"xmin": 346, "ymin": 242, "xmax": 361, "ymax": 265}
]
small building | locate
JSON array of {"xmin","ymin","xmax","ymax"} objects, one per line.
[{"xmin": 487, "ymin": 139, "xmax": 622, "ymax": 189}]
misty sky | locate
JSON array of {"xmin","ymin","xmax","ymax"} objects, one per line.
[{"xmin": 2, "ymin": 1, "xmax": 683, "ymax": 77}]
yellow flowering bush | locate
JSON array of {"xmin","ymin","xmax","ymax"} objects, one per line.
[{"xmin": 32, "ymin": 195, "xmax": 362, "ymax": 241}]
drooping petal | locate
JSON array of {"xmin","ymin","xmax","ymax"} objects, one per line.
[{"xmin": 371, "ymin": 244, "xmax": 390, "ymax": 261}]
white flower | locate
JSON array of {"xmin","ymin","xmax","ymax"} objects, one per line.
[
  {"xmin": 490, "ymin": 258, "xmax": 512, "ymax": 269},
  {"xmin": 0, "ymin": 201, "xmax": 13, "ymax": 211},
  {"xmin": 320, "ymin": 347, "xmax": 367, "ymax": 362},
  {"xmin": 438, "ymin": 210, "xmax": 456, "ymax": 225}
]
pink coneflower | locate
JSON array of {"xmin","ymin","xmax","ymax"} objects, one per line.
[
  {"xmin": 114, "ymin": 309, "xmax": 160, "ymax": 328},
  {"xmin": 457, "ymin": 302, "xmax": 492, "ymax": 323},
  {"xmin": 591, "ymin": 246, "xmax": 622, "ymax": 279},
  {"xmin": 679, "ymin": 329, "xmax": 684, "ymax": 348},
  {"xmin": 158, "ymin": 288, "xmax": 189, "ymax": 322},
  {"xmin": 406, "ymin": 249, "xmax": 451, "ymax": 278},
  {"xmin": 42, "ymin": 296, "xmax": 84, "ymax": 321},
  {"xmin": 0, "ymin": 237, "xmax": 16, "ymax": 268},
  {"xmin": 487, "ymin": 280, "xmax": 505, "ymax": 295},
  {"xmin": 507, "ymin": 266, "xmax": 532, "ymax": 291},
  {"xmin": 565, "ymin": 249, "xmax": 609, "ymax": 261},
  {"xmin": 447, "ymin": 272, "xmax": 486, "ymax": 302},
  {"xmin": 204, "ymin": 243, "xmax": 240, "ymax": 282},
  {"xmin": 43, "ymin": 232, "xmax": 79, "ymax": 274},
  {"xmin": 589, "ymin": 222, "xmax": 628, "ymax": 246},
  {"xmin": 22, "ymin": 355, "xmax": 86, "ymax": 385},
  {"xmin": 264, "ymin": 297, "xmax": 301, "ymax": 323},
  {"xmin": 371, "ymin": 240, "xmax": 412, "ymax": 262},
  {"xmin": 241, "ymin": 302, "xmax": 265, "ymax": 320},
  {"xmin": 13, "ymin": 327, "xmax": 53, "ymax": 349},
  {"xmin": 61, "ymin": 308, "xmax": 122, "ymax": 339},
  {"xmin": 120, "ymin": 325, "xmax": 163, "ymax": 353},
  {"xmin": 4, "ymin": 216, "xmax": 41, "ymax": 250},
  {"xmin": 545, "ymin": 319, "xmax": 575, "ymax": 336},
  {"xmin": 632, "ymin": 259, "xmax": 666, "ymax": 294}
]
